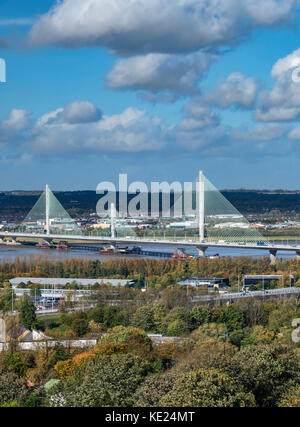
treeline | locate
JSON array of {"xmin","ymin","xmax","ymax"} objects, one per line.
[
  {"xmin": 35, "ymin": 291, "xmax": 300, "ymax": 344},
  {"xmin": 1, "ymin": 255, "xmax": 300, "ymax": 287},
  {"xmin": 0, "ymin": 295, "xmax": 300, "ymax": 407}
]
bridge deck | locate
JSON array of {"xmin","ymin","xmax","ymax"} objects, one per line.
[{"xmin": 1, "ymin": 231, "xmax": 300, "ymax": 252}]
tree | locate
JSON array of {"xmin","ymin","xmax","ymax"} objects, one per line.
[
  {"xmin": 102, "ymin": 306, "xmax": 123, "ymax": 329},
  {"xmin": 177, "ymin": 339, "xmax": 236, "ymax": 374},
  {"xmin": 159, "ymin": 369, "xmax": 256, "ymax": 407},
  {"xmin": 18, "ymin": 295, "xmax": 37, "ymax": 330},
  {"xmin": 162, "ymin": 307, "xmax": 193, "ymax": 334},
  {"xmin": 152, "ymin": 304, "xmax": 167, "ymax": 333},
  {"xmin": 224, "ymin": 304, "xmax": 244, "ymax": 332},
  {"xmin": 191, "ymin": 323, "xmax": 228, "ymax": 343},
  {"xmin": 0, "ymin": 288, "xmax": 14, "ymax": 313},
  {"xmin": 3, "ymin": 353, "xmax": 28, "ymax": 377},
  {"xmin": 191, "ymin": 306, "xmax": 212, "ymax": 327},
  {"xmin": 87, "ymin": 305, "xmax": 104, "ymax": 325},
  {"xmin": 161, "ymin": 287, "xmax": 189, "ymax": 309},
  {"xmin": 49, "ymin": 354, "xmax": 150, "ymax": 407},
  {"xmin": 278, "ymin": 385, "xmax": 300, "ymax": 407},
  {"xmin": 167, "ymin": 319, "xmax": 189, "ymax": 337},
  {"xmin": 268, "ymin": 303, "xmax": 299, "ymax": 332},
  {"xmin": 135, "ymin": 373, "xmax": 177, "ymax": 407},
  {"xmin": 98, "ymin": 326, "xmax": 152, "ymax": 357},
  {"xmin": 229, "ymin": 329, "xmax": 244, "ymax": 348},
  {"xmin": 131, "ymin": 306, "xmax": 155, "ymax": 332},
  {"xmin": 0, "ymin": 372, "xmax": 27, "ymax": 406},
  {"xmin": 46, "ymin": 344, "xmax": 69, "ymax": 371},
  {"xmin": 71, "ymin": 318, "xmax": 89, "ymax": 337},
  {"xmin": 242, "ymin": 325, "xmax": 275, "ymax": 346},
  {"xmin": 229, "ymin": 344, "xmax": 300, "ymax": 407}
]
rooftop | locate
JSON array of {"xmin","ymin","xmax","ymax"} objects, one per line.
[{"xmin": 9, "ymin": 277, "xmax": 134, "ymax": 288}]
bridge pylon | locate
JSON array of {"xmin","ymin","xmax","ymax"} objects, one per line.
[
  {"xmin": 17, "ymin": 184, "xmax": 83, "ymax": 236},
  {"xmin": 111, "ymin": 203, "xmax": 116, "ymax": 239},
  {"xmin": 199, "ymin": 170, "xmax": 205, "ymax": 242},
  {"xmin": 45, "ymin": 184, "xmax": 50, "ymax": 236}
]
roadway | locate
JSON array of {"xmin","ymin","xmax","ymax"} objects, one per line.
[{"xmin": 192, "ymin": 287, "xmax": 300, "ymax": 303}]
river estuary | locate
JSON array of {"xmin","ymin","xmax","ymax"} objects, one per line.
[{"xmin": 0, "ymin": 242, "xmax": 298, "ymax": 262}]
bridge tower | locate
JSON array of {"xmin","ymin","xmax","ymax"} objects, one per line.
[
  {"xmin": 199, "ymin": 170, "xmax": 205, "ymax": 242},
  {"xmin": 196, "ymin": 170, "xmax": 207, "ymax": 258},
  {"xmin": 45, "ymin": 184, "xmax": 50, "ymax": 236},
  {"xmin": 111, "ymin": 203, "xmax": 116, "ymax": 239}
]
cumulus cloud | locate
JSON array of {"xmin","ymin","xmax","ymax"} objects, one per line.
[
  {"xmin": 0, "ymin": 103, "xmax": 167, "ymax": 156},
  {"xmin": 1, "ymin": 108, "xmax": 30, "ymax": 132},
  {"xmin": 28, "ymin": 0, "xmax": 298, "ymax": 54},
  {"xmin": 255, "ymin": 48, "xmax": 300, "ymax": 121},
  {"xmin": 201, "ymin": 72, "xmax": 259, "ymax": 110},
  {"xmin": 0, "ymin": 102, "xmax": 298, "ymax": 161},
  {"xmin": 38, "ymin": 101, "xmax": 102, "ymax": 125},
  {"xmin": 178, "ymin": 104, "xmax": 220, "ymax": 131},
  {"xmin": 176, "ymin": 123, "xmax": 235, "ymax": 155},
  {"xmin": 176, "ymin": 73, "xmax": 258, "ymax": 132},
  {"xmin": 176, "ymin": 120, "xmax": 294, "ymax": 158},
  {"xmin": 106, "ymin": 51, "xmax": 218, "ymax": 97},
  {"xmin": 288, "ymin": 125, "xmax": 300, "ymax": 139},
  {"xmin": 180, "ymin": 73, "xmax": 259, "ymax": 114},
  {"xmin": 0, "ymin": 109, "xmax": 31, "ymax": 151},
  {"xmin": 232, "ymin": 123, "xmax": 290, "ymax": 141}
]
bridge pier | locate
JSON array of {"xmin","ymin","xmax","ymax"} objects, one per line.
[
  {"xmin": 196, "ymin": 246, "xmax": 207, "ymax": 258},
  {"xmin": 269, "ymin": 249, "xmax": 277, "ymax": 265}
]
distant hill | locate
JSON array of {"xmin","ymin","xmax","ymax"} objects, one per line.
[{"xmin": 1, "ymin": 189, "xmax": 300, "ymax": 221}]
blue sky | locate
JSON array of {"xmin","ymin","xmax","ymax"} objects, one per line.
[{"xmin": 1, "ymin": 0, "xmax": 300, "ymax": 190}]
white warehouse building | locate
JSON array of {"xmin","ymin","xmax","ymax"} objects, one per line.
[{"xmin": 9, "ymin": 277, "xmax": 136, "ymax": 288}]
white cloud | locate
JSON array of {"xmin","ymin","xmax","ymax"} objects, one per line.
[
  {"xmin": 232, "ymin": 123, "xmax": 289, "ymax": 141},
  {"xmin": 38, "ymin": 101, "xmax": 102, "ymax": 125},
  {"xmin": 1, "ymin": 109, "xmax": 30, "ymax": 132},
  {"xmin": 255, "ymin": 48, "xmax": 300, "ymax": 121},
  {"xmin": 178, "ymin": 104, "xmax": 220, "ymax": 131},
  {"xmin": 106, "ymin": 51, "xmax": 218, "ymax": 96},
  {"xmin": 181, "ymin": 73, "xmax": 259, "ymax": 114},
  {"xmin": 288, "ymin": 125, "xmax": 300, "ymax": 139},
  {"xmin": 138, "ymin": 93, "xmax": 179, "ymax": 104},
  {"xmin": 271, "ymin": 48, "xmax": 300, "ymax": 77},
  {"xmin": 28, "ymin": 0, "xmax": 298, "ymax": 54},
  {"xmin": 0, "ymin": 109, "xmax": 31, "ymax": 151},
  {"xmin": 0, "ymin": 100, "xmax": 297, "ymax": 161},
  {"xmin": 201, "ymin": 72, "xmax": 259, "ymax": 109},
  {"xmin": 176, "ymin": 124, "xmax": 234, "ymax": 155},
  {"xmin": 0, "ymin": 104, "xmax": 167, "ymax": 156},
  {"xmin": 177, "ymin": 73, "xmax": 258, "ymax": 132}
]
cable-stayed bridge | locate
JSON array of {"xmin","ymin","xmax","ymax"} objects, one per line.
[
  {"xmin": 0, "ymin": 230, "xmax": 298, "ymax": 264},
  {"xmin": 1, "ymin": 172, "xmax": 300, "ymax": 264},
  {"xmin": 0, "ymin": 231, "xmax": 300, "ymax": 263}
]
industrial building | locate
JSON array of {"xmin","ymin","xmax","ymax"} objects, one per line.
[
  {"xmin": 9, "ymin": 277, "xmax": 137, "ymax": 288},
  {"xmin": 178, "ymin": 277, "xmax": 230, "ymax": 290},
  {"xmin": 242, "ymin": 275, "xmax": 289, "ymax": 290}
]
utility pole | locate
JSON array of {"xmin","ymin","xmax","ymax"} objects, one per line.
[
  {"xmin": 199, "ymin": 170, "xmax": 205, "ymax": 242},
  {"xmin": 46, "ymin": 184, "xmax": 50, "ymax": 236}
]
